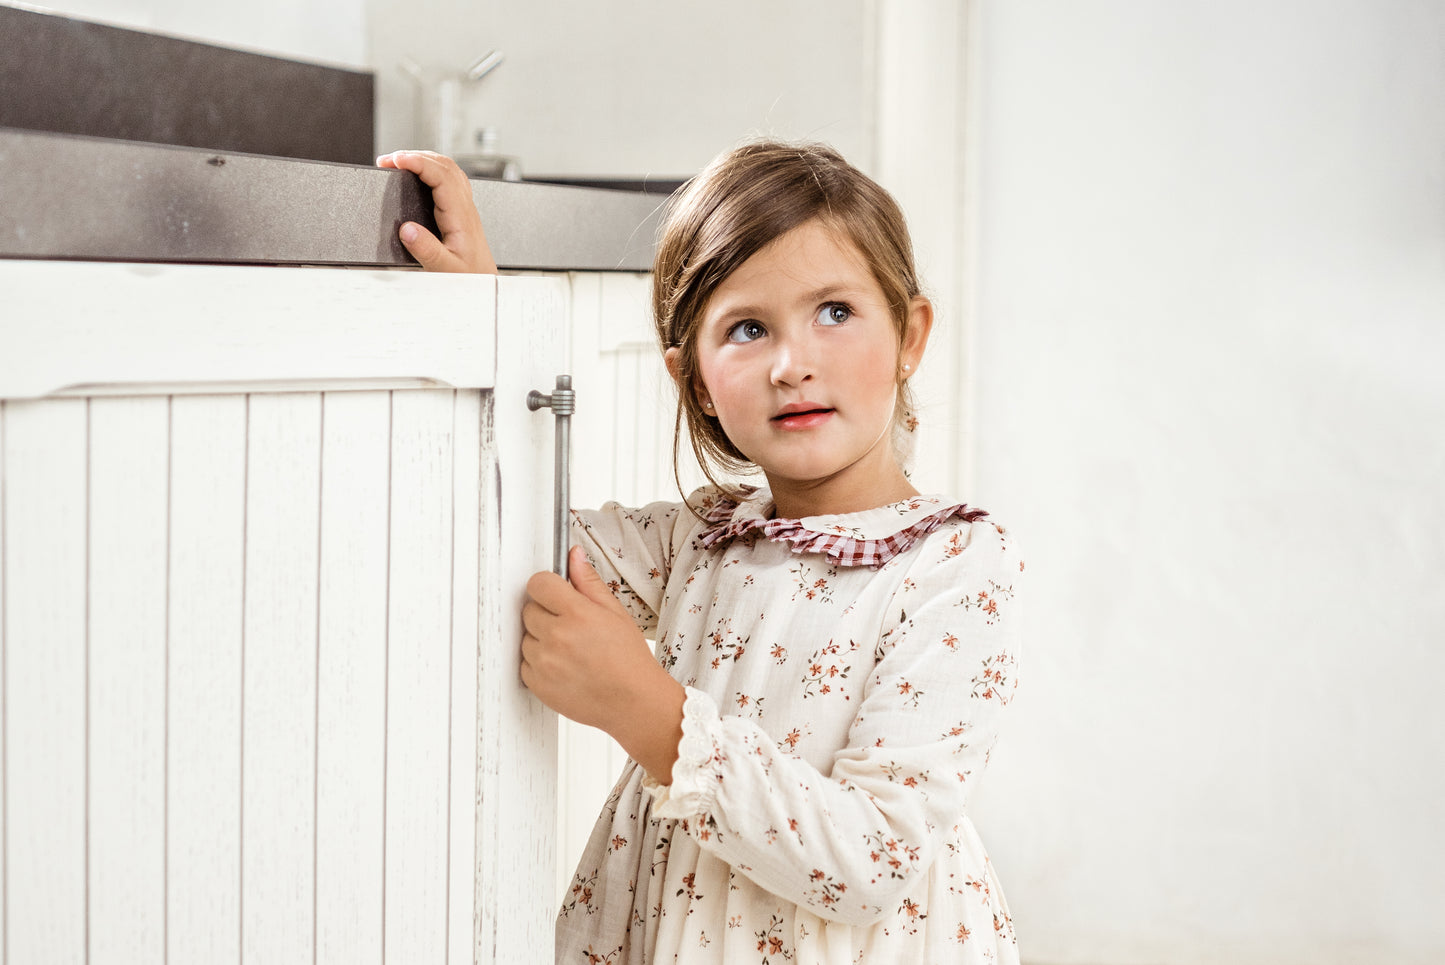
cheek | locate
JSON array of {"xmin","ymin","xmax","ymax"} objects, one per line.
[{"xmin": 696, "ymin": 355, "xmax": 751, "ymax": 409}]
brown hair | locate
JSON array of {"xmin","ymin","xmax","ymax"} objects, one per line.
[{"xmin": 653, "ymin": 140, "xmax": 924, "ymax": 498}]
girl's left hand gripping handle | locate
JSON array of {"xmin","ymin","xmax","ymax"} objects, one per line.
[{"xmin": 526, "ymin": 375, "xmax": 575, "ymax": 577}]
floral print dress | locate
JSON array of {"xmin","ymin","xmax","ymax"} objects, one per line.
[{"xmin": 556, "ymin": 487, "xmax": 1023, "ymax": 965}]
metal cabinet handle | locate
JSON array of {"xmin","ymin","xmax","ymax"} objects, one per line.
[{"xmin": 526, "ymin": 374, "xmax": 574, "ymax": 576}]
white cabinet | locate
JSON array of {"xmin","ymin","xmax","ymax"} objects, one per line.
[{"xmin": 0, "ymin": 262, "xmax": 566, "ymax": 965}]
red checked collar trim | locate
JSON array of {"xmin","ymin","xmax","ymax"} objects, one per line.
[{"xmin": 696, "ymin": 487, "xmax": 989, "ymax": 568}]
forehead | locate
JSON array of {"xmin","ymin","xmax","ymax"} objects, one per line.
[{"xmin": 709, "ymin": 219, "xmax": 878, "ymax": 306}]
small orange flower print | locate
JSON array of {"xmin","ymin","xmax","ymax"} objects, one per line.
[
  {"xmin": 610, "ymin": 835, "xmax": 627, "ymax": 851},
  {"xmin": 583, "ymin": 944, "xmax": 620, "ymax": 964}
]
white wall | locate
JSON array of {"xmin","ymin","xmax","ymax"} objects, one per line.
[
  {"xmin": 963, "ymin": 2, "xmax": 1445, "ymax": 962},
  {"xmin": 26, "ymin": 0, "xmax": 367, "ymax": 67},
  {"xmin": 363, "ymin": 0, "xmax": 873, "ymax": 175},
  {"xmin": 25, "ymin": 0, "xmax": 873, "ymax": 178}
]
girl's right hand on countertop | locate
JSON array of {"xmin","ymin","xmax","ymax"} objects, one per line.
[{"xmin": 376, "ymin": 150, "xmax": 498, "ymax": 274}]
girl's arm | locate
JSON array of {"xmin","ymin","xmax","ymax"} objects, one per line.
[
  {"xmin": 376, "ymin": 150, "xmax": 497, "ymax": 274},
  {"xmin": 652, "ymin": 520, "xmax": 1023, "ymax": 926},
  {"xmin": 521, "ymin": 545, "xmax": 686, "ymax": 781},
  {"xmin": 521, "ymin": 497, "xmax": 698, "ymax": 782}
]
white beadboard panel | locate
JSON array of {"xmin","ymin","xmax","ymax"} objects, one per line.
[
  {"xmin": 565, "ymin": 274, "xmax": 609, "ymax": 513},
  {"xmin": 448, "ymin": 389, "xmax": 483, "ymax": 965},
  {"xmin": 631, "ymin": 351, "xmax": 662, "ymax": 506},
  {"xmin": 314, "ymin": 391, "xmax": 390, "ymax": 965},
  {"xmin": 1, "ymin": 399, "xmax": 88, "ymax": 965},
  {"xmin": 168, "ymin": 394, "xmax": 247, "ymax": 965},
  {"xmin": 611, "ymin": 348, "xmax": 642, "ymax": 505},
  {"xmin": 242, "ymin": 392, "xmax": 322, "ymax": 964},
  {"xmin": 597, "ymin": 272, "xmax": 654, "ymax": 353},
  {"xmin": 478, "ymin": 277, "xmax": 565, "ymax": 963},
  {"xmin": 88, "ymin": 397, "xmax": 168, "ymax": 965},
  {"xmin": 0, "ymin": 262, "xmax": 498, "ymax": 400},
  {"xmin": 384, "ymin": 389, "xmax": 456, "ymax": 964}
]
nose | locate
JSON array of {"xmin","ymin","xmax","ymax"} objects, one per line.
[{"xmin": 769, "ymin": 331, "xmax": 815, "ymax": 387}]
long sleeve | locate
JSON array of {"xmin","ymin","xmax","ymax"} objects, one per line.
[
  {"xmin": 647, "ymin": 519, "xmax": 1022, "ymax": 926},
  {"xmin": 569, "ymin": 498, "xmax": 694, "ymax": 636}
]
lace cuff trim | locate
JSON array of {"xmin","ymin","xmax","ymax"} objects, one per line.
[{"xmin": 645, "ymin": 687, "xmax": 719, "ymax": 820}]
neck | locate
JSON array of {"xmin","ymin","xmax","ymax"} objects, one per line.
[{"xmin": 766, "ymin": 470, "xmax": 919, "ymax": 520}]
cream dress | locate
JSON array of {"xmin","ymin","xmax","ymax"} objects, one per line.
[{"xmin": 555, "ymin": 487, "xmax": 1023, "ymax": 965}]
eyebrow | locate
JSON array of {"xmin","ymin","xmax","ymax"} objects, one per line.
[{"xmin": 707, "ymin": 284, "xmax": 871, "ymax": 324}]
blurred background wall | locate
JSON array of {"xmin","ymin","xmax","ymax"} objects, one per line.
[
  {"xmin": 22, "ymin": 1, "xmax": 1445, "ymax": 961},
  {"xmin": 963, "ymin": 2, "xmax": 1445, "ymax": 963}
]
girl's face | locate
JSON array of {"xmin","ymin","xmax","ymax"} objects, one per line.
[{"xmin": 669, "ymin": 219, "xmax": 932, "ymax": 518}]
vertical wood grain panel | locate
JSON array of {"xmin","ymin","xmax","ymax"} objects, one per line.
[
  {"xmin": 614, "ymin": 349, "xmax": 642, "ymax": 504},
  {"xmin": 314, "ymin": 391, "xmax": 389, "ymax": 965},
  {"xmin": 565, "ymin": 274, "xmax": 609, "ymax": 512},
  {"xmin": 632, "ymin": 350, "xmax": 661, "ymax": 507},
  {"xmin": 89, "ymin": 397, "xmax": 168, "ymax": 965},
  {"xmin": 448, "ymin": 389, "xmax": 481, "ymax": 965},
  {"xmin": 243, "ymin": 393, "xmax": 321, "ymax": 965},
  {"xmin": 1, "ymin": 399, "xmax": 87, "ymax": 965},
  {"xmin": 384, "ymin": 390, "xmax": 454, "ymax": 964},
  {"xmin": 482, "ymin": 278, "xmax": 564, "ymax": 963},
  {"xmin": 169, "ymin": 395, "xmax": 246, "ymax": 964}
]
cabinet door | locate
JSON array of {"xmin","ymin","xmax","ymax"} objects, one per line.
[
  {"xmin": 0, "ymin": 389, "xmax": 496, "ymax": 965},
  {"xmin": 0, "ymin": 264, "xmax": 567, "ymax": 965}
]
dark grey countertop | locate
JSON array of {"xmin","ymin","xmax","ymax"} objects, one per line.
[{"xmin": 0, "ymin": 128, "xmax": 664, "ymax": 271}]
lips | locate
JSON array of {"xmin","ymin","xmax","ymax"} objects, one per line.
[{"xmin": 772, "ymin": 402, "xmax": 834, "ymax": 430}]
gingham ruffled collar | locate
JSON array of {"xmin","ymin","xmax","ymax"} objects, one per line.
[{"xmin": 696, "ymin": 486, "xmax": 989, "ymax": 568}]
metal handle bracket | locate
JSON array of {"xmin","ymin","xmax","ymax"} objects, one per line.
[{"xmin": 527, "ymin": 374, "xmax": 574, "ymax": 576}]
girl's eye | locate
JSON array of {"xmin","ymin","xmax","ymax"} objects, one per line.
[
  {"xmin": 818, "ymin": 303, "xmax": 852, "ymax": 326},
  {"xmin": 727, "ymin": 320, "xmax": 767, "ymax": 343}
]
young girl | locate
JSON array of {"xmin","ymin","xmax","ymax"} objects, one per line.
[{"xmin": 379, "ymin": 142, "xmax": 1023, "ymax": 964}]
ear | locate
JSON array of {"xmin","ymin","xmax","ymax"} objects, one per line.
[
  {"xmin": 663, "ymin": 346, "xmax": 712, "ymax": 409},
  {"xmin": 899, "ymin": 296, "xmax": 934, "ymax": 376}
]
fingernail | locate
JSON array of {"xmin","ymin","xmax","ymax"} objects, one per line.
[{"xmin": 400, "ymin": 222, "xmax": 417, "ymax": 242}]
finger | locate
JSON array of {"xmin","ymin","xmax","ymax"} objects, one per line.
[
  {"xmin": 378, "ymin": 151, "xmax": 497, "ymax": 273},
  {"xmin": 397, "ymin": 221, "xmax": 465, "ymax": 273},
  {"xmin": 379, "ymin": 152, "xmax": 480, "ymax": 240},
  {"xmin": 521, "ymin": 599, "xmax": 559, "ymax": 637},
  {"xmin": 526, "ymin": 569, "xmax": 578, "ymax": 612},
  {"xmin": 567, "ymin": 549, "xmax": 631, "ymax": 615},
  {"xmin": 519, "ymin": 648, "xmax": 536, "ymax": 691}
]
